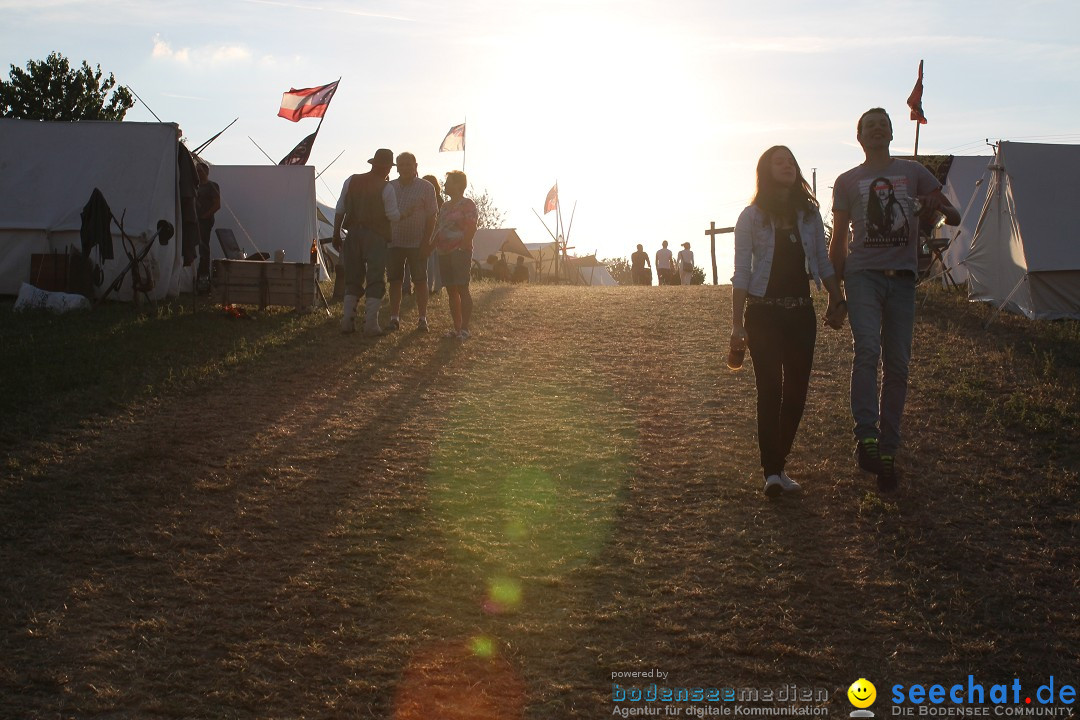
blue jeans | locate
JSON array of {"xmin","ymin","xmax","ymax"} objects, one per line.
[
  {"xmin": 343, "ymin": 226, "xmax": 389, "ymax": 300},
  {"xmin": 845, "ymin": 270, "xmax": 916, "ymax": 456}
]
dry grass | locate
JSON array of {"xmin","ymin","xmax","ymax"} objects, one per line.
[{"xmin": 1, "ymin": 283, "xmax": 1077, "ymax": 719}]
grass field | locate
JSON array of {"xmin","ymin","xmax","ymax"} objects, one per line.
[{"xmin": 1, "ymin": 283, "xmax": 1078, "ymax": 719}]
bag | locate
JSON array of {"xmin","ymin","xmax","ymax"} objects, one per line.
[{"xmin": 681, "ymin": 260, "xmax": 693, "ymax": 272}]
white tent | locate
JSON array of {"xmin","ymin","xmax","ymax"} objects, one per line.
[
  {"xmin": 0, "ymin": 119, "xmax": 183, "ymax": 300},
  {"xmin": 964, "ymin": 141, "xmax": 1080, "ymax": 320},
  {"xmin": 522, "ymin": 242, "xmax": 619, "ymax": 285},
  {"xmin": 205, "ymin": 165, "xmax": 322, "ymax": 276},
  {"xmin": 939, "ymin": 155, "xmax": 993, "ymax": 284},
  {"xmin": 567, "ymin": 255, "xmax": 618, "ymax": 286}
]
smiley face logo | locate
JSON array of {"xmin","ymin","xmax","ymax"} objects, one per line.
[{"xmin": 848, "ymin": 678, "xmax": 876, "ymax": 708}]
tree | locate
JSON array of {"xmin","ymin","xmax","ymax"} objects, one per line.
[
  {"xmin": 467, "ymin": 187, "xmax": 507, "ymax": 229},
  {"xmin": 603, "ymin": 257, "xmax": 633, "ymax": 285},
  {"xmin": 0, "ymin": 51, "xmax": 134, "ymax": 121}
]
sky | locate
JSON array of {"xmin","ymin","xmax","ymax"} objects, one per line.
[{"xmin": 4, "ymin": 0, "xmax": 1080, "ymax": 283}]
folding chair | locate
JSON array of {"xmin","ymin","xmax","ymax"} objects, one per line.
[{"xmin": 215, "ymin": 228, "xmax": 246, "ymax": 260}]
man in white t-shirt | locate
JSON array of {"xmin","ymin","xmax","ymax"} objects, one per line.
[
  {"xmin": 677, "ymin": 242, "xmax": 695, "ymax": 285},
  {"xmin": 655, "ymin": 240, "xmax": 675, "ymax": 285}
]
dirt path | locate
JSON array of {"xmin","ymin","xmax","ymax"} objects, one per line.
[{"xmin": 2, "ymin": 285, "xmax": 1077, "ymax": 719}]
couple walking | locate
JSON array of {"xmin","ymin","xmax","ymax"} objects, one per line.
[{"xmin": 730, "ymin": 107, "xmax": 959, "ymax": 498}]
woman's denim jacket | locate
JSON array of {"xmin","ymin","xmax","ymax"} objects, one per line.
[{"xmin": 731, "ymin": 203, "xmax": 835, "ymax": 295}]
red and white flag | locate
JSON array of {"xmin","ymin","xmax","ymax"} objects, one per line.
[
  {"xmin": 278, "ymin": 80, "xmax": 339, "ymax": 122},
  {"xmin": 439, "ymin": 123, "xmax": 466, "ymax": 152},
  {"xmin": 907, "ymin": 60, "xmax": 927, "ymax": 125},
  {"xmin": 544, "ymin": 183, "xmax": 558, "ymax": 214}
]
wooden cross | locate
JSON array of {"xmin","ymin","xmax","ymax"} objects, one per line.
[{"xmin": 705, "ymin": 221, "xmax": 735, "ymax": 285}]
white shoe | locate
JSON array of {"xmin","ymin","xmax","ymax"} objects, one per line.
[
  {"xmin": 764, "ymin": 475, "xmax": 783, "ymax": 498},
  {"xmin": 779, "ymin": 472, "xmax": 802, "ymax": 492}
]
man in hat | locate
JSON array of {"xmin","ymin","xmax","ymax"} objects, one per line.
[
  {"xmin": 677, "ymin": 242, "xmax": 695, "ymax": 285},
  {"xmin": 332, "ymin": 148, "xmax": 401, "ymax": 335}
]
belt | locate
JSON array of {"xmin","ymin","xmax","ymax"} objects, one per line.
[
  {"xmin": 878, "ymin": 269, "xmax": 916, "ymax": 278},
  {"xmin": 746, "ymin": 295, "xmax": 813, "ymax": 308}
]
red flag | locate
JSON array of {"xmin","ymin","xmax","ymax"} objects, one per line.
[
  {"xmin": 907, "ymin": 60, "xmax": 927, "ymax": 125},
  {"xmin": 279, "ymin": 131, "xmax": 318, "ymax": 165},
  {"xmin": 439, "ymin": 123, "xmax": 466, "ymax": 152},
  {"xmin": 278, "ymin": 80, "xmax": 339, "ymax": 122},
  {"xmin": 544, "ymin": 183, "xmax": 558, "ymax": 214}
]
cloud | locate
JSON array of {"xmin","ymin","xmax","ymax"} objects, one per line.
[
  {"xmin": 152, "ymin": 35, "xmax": 189, "ymax": 63},
  {"xmin": 238, "ymin": 0, "xmax": 414, "ymax": 22},
  {"xmin": 151, "ymin": 34, "xmax": 252, "ymax": 66}
]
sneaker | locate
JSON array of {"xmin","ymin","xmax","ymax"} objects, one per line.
[
  {"xmin": 417, "ymin": 317, "xmax": 429, "ymax": 332},
  {"xmin": 856, "ymin": 437, "xmax": 882, "ymax": 474},
  {"xmin": 876, "ymin": 455, "xmax": 899, "ymax": 494},
  {"xmin": 386, "ymin": 317, "xmax": 401, "ymax": 331},
  {"xmin": 445, "ymin": 329, "xmax": 461, "ymax": 339},
  {"xmin": 778, "ymin": 472, "xmax": 802, "ymax": 493},
  {"xmin": 764, "ymin": 475, "xmax": 784, "ymax": 498},
  {"xmin": 458, "ymin": 328, "xmax": 471, "ymax": 341},
  {"xmin": 340, "ymin": 317, "xmax": 355, "ymax": 334}
]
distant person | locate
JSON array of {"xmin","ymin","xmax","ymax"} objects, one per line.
[
  {"xmin": 677, "ymin": 242, "xmax": 695, "ymax": 285},
  {"xmin": 433, "ymin": 170, "xmax": 478, "ymax": 340},
  {"xmin": 630, "ymin": 244, "xmax": 651, "ymax": 285},
  {"xmin": 830, "ymin": 108, "xmax": 960, "ymax": 493},
  {"xmin": 731, "ymin": 145, "xmax": 846, "ymax": 498},
  {"xmin": 387, "ymin": 152, "xmax": 438, "ymax": 332},
  {"xmin": 422, "ymin": 174, "xmax": 445, "ymax": 295},
  {"xmin": 332, "ymin": 148, "xmax": 401, "ymax": 335},
  {"xmin": 493, "ymin": 253, "xmax": 511, "ymax": 282},
  {"xmin": 194, "ymin": 161, "xmax": 220, "ymax": 294},
  {"xmin": 511, "ymin": 256, "xmax": 529, "ymax": 283},
  {"xmin": 655, "ymin": 240, "xmax": 675, "ymax": 285}
]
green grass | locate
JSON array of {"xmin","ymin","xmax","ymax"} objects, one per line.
[{"xmin": 0, "ymin": 283, "xmax": 1078, "ymax": 719}]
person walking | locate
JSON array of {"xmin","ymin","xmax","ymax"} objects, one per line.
[
  {"xmin": 655, "ymin": 240, "xmax": 675, "ymax": 285},
  {"xmin": 630, "ymin": 244, "xmax": 651, "ymax": 285},
  {"xmin": 830, "ymin": 108, "xmax": 960, "ymax": 493},
  {"xmin": 677, "ymin": 242, "xmax": 695, "ymax": 285},
  {"xmin": 731, "ymin": 145, "xmax": 846, "ymax": 497},
  {"xmin": 332, "ymin": 148, "xmax": 401, "ymax": 335}
]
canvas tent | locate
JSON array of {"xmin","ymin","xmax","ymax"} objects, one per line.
[
  {"xmin": 567, "ymin": 254, "xmax": 617, "ymax": 286},
  {"xmin": 0, "ymin": 119, "xmax": 184, "ymax": 300},
  {"xmin": 964, "ymin": 141, "xmax": 1080, "ymax": 320},
  {"xmin": 472, "ymin": 228, "xmax": 532, "ymax": 263},
  {"xmin": 523, "ymin": 241, "xmax": 619, "ymax": 285},
  {"xmin": 204, "ymin": 164, "xmax": 323, "ymax": 275},
  {"xmin": 938, "ymin": 156, "xmax": 993, "ymax": 284}
]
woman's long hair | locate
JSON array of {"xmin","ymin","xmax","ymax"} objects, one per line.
[
  {"xmin": 752, "ymin": 145, "xmax": 818, "ymax": 223},
  {"xmin": 422, "ymin": 174, "xmax": 444, "ymax": 209}
]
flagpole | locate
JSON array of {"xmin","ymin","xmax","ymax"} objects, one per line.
[
  {"xmin": 462, "ymin": 115, "xmax": 467, "ymax": 172},
  {"xmin": 192, "ymin": 117, "xmax": 238, "ymax": 155},
  {"xmin": 316, "ymin": 149, "xmax": 346, "ymax": 180},
  {"xmin": 913, "ymin": 121, "xmax": 920, "ymax": 158},
  {"xmin": 248, "ymin": 136, "xmax": 276, "ymax": 165}
]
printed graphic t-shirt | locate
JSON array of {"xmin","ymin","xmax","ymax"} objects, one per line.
[{"xmin": 832, "ymin": 158, "xmax": 940, "ymax": 274}]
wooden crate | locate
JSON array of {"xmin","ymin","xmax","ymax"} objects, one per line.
[
  {"xmin": 30, "ymin": 253, "xmax": 94, "ymax": 296},
  {"xmin": 211, "ymin": 259, "xmax": 316, "ymax": 311}
]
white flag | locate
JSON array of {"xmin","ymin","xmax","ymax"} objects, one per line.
[{"xmin": 439, "ymin": 123, "xmax": 465, "ymax": 152}]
